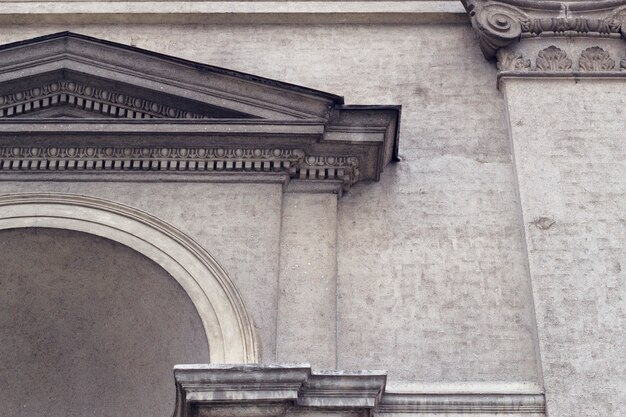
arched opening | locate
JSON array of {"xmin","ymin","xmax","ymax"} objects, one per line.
[
  {"xmin": 0, "ymin": 227, "xmax": 210, "ymax": 417},
  {"xmin": 0, "ymin": 192, "xmax": 258, "ymax": 364},
  {"xmin": 0, "ymin": 193, "xmax": 259, "ymax": 417}
]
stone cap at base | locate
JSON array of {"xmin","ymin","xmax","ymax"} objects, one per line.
[{"xmin": 171, "ymin": 364, "xmax": 545, "ymax": 417}]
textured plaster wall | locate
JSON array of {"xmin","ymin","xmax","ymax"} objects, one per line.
[
  {"xmin": 0, "ymin": 23, "xmax": 538, "ymax": 384},
  {"xmin": 503, "ymin": 78, "xmax": 626, "ymax": 417},
  {"xmin": 0, "ymin": 228, "xmax": 209, "ymax": 417}
]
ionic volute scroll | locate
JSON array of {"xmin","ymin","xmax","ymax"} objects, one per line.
[
  {"xmin": 462, "ymin": 0, "xmax": 626, "ymax": 61},
  {"xmin": 462, "ymin": 0, "xmax": 530, "ymax": 59}
]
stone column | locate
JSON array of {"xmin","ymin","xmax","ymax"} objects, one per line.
[{"xmin": 463, "ymin": 1, "xmax": 626, "ymax": 416}]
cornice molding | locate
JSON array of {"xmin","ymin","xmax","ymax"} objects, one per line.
[
  {"xmin": 0, "ymin": 2, "xmax": 466, "ymax": 25},
  {"xmin": 172, "ymin": 365, "xmax": 387, "ymax": 417},
  {"xmin": 172, "ymin": 365, "xmax": 545, "ymax": 417},
  {"xmin": 462, "ymin": 0, "xmax": 626, "ymax": 60},
  {"xmin": 0, "ymin": 145, "xmax": 360, "ymax": 192},
  {"xmin": 377, "ymin": 392, "xmax": 545, "ymax": 414}
]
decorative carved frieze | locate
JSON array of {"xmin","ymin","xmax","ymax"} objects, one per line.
[
  {"xmin": 521, "ymin": 16, "xmax": 621, "ymax": 37},
  {"xmin": 496, "ymin": 44, "xmax": 623, "ymax": 74},
  {"xmin": 0, "ymin": 146, "xmax": 360, "ymax": 190},
  {"xmin": 462, "ymin": 0, "xmax": 626, "ymax": 60},
  {"xmin": 0, "ymin": 146, "xmax": 379, "ymax": 196}
]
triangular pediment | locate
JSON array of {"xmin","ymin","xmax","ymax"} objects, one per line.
[
  {"xmin": 0, "ymin": 32, "xmax": 342, "ymax": 121},
  {"xmin": 0, "ymin": 32, "xmax": 400, "ymax": 194}
]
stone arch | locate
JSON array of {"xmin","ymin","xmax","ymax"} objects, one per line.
[{"xmin": 0, "ymin": 192, "xmax": 258, "ymax": 364}]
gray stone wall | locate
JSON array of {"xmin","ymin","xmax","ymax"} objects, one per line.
[
  {"xmin": 503, "ymin": 77, "xmax": 626, "ymax": 417},
  {"xmin": 333, "ymin": 26, "xmax": 537, "ymax": 383},
  {"xmin": 0, "ymin": 18, "xmax": 539, "ymax": 387},
  {"xmin": 278, "ymin": 193, "xmax": 338, "ymax": 368}
]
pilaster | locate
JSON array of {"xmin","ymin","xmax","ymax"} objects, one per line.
[
  {"xmin": 277, "ymin": 193, "xmax": 339, "ymax": 369},
  {"xmin": 463, "ymin": 2, "xmax": 626, "ymax": 416}
]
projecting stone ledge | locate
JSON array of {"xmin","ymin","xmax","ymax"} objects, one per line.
[
  {"xmin": 173, "ymin": 364, "xmax": 386, "ymax": 417},
  {"xmin": 172, "ymin": 365, "xmax": 546, "ymax": 417}
]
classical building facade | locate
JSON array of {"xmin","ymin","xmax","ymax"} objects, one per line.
[{"xmin": 0, "ymin": 1, "xmax": 624, "ymax": 417}]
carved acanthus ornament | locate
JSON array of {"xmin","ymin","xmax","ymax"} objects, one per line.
[
  {"xmin": 495, "ymin": 45, "xmax": 626, "ymax": 73},
  {"xmin": 496, "ymin": 49, "xmax": 531, "ymax": 71},
  {"xmin": 536, "ymin": 46, "xmax": 572, "ymax": 71},
  {"xmin": 463, "ymin": 0, "xmax": 626, "ymax": 73},
  {"xmin": 579, "ymin": 46, "xmax": 616, "ymax": 71}
]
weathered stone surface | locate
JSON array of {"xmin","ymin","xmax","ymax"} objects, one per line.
[
  {"xmin": 0, "ymin": 228, "xmax": 210, "ymax": 417},
  {"xmin": 502, "ymin": 77, "xmax": 626, "ymax": 416},
  {"xmin": 277, "ymin": 193, "xmax": 338, "ymax": 368},
  {"xmin": 173, "ymin": 364, "xmax": 386, "ymax": 417},
  {"xmin": 0, "ymin": 1, "xmax": 467, "ymax": 25},
  {"xmin": 172, "ymin": 365, "xmax": 544, "ymax": 417},
  {"xmin": 328, "ymin": 26, "xmax": 537, "ymax": 383},
  {"xmin": 0, "ymin": 21, "xmax": 539, "ymax": 383}
]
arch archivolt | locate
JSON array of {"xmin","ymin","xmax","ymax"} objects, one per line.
[{"xmin": 0, "ymin": 192, "xmax": 258, "ymax": 364}]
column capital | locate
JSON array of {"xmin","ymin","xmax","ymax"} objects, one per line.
[{"xmin": 463, "ymin": 0, "xmax": 626, "ymax": 73}]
